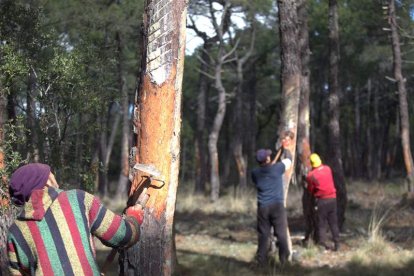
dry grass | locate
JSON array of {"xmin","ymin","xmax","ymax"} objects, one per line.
[
  {"xmin": 174, "ymin": 180, "xmax": 414, "ymax": 275},
  {"xmin": 176, "ymin": 185, "xmax": 257, "ymax": 216},
  {"xmin": 94, "ymin": 180, "xmax": 414, "ymax": 275}
]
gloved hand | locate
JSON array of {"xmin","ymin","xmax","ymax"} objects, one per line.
[
  {"xmin": 281, "ymin": 136, "xmax": 291, "ymax": 148},
  {"xmin": 126, "ymin": 204, "xmax": 145, "ymax": 225}
]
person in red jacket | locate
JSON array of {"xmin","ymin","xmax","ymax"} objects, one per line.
[{"xmin": 306, "ymin": 153, "xmax": 340, "ymax": 251}]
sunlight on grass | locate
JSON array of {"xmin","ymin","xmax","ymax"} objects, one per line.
[
  {"xmin": 176, "ymin": 185, "xmax": 257, "ymax": 215},
  {"xmin": 349, "ymin": 203, "xmax": 414, "ymax": 270},
  {"xmin": 300, "ymin": 245, "xmax": 319, "ymax": 260}
]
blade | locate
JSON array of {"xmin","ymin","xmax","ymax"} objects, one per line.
[{"xmin": 133, "ymin": 163, "xmax": 161, "ymax": 177}]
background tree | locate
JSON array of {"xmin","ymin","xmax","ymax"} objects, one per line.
[
  {"xmin": 328, "ymin": 0, "xmax": 347, "ymax": 230},
  {"xmin": 297, "ymin": 0, "xmax": 316, "ymax": 243},
  {"xmin": 388, "ymin": 0, "xmax": 414, "ymax": 192}
]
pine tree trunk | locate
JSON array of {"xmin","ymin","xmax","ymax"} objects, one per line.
[
  {"xmin": 120, "ymin": 0, "xmax": 187, "ymax": 274},
  {"xmin": 116, "ymin": 31, "xmax": 130, "ymax": 199},
  {"xmin": 297, "ymin": 0, "xmax": 316, "ymax": 243},
  {"xmin": 353, "ymin": 85, "xmax": 362, "ymax": 178},
  {"xmin": 277, "ymin": 0, "xmax": 301, "ymax": 258},
  {"xmin": 328, "ymin": 0, "xmax": 347, "ymax": 230},
  {"xmin": 388, "ymin": 0, "xmax": 414, "ymax": 191},
  {"xmin": 208, "ymin": 53, "xmax": 227, "ymax": 201},
  {"xmin": 208, "ymin": 0, "xmax": 232, "ymax": 202},
  {"xmin": 246, "ymin": 64, "xmax": 257, "ymax": 167},
  {"xmin": 0, "ymin": 88, "xmax": 16, "ymax": 274},
  {"xmin": 26, "ymin": 67, "xmax": 40, "ymax": 162},
  {"xmin": 194, "ymin": 45, "xmax": 210, "ymax": 194}
]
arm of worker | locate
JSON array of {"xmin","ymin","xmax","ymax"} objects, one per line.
[
  {"xmin": 281, "ymin": 149, "xmax": 292, "ymax": 171},
  {"xmin": 7, "ymin": 236, "xmax": 30, "ymax": 276},
  {"xmin": 306, "ymin": 174, "xmax": 316, "ymax": 195},
  {"xmin": 85, "ymin": 192, "xmax": 143, "ymax": 249}
]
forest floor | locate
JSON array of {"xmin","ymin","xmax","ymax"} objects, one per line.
[{"xmin": 96, "ymin": 180, "xmax": 414, "ymax": 276}]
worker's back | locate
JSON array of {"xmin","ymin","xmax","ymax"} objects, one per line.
[
  {"xmin": 8, "ymin": 186, "xmax": 139, "ymax": 275},
  {"xmin": 251, "ymin": 162, "xmax": 286, "ymax": 207}
]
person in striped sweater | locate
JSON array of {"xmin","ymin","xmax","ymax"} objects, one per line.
[{"xmin": 7, "ymin": 163, "xmax": 144, "ymax": 275}]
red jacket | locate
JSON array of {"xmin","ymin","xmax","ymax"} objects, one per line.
[{"xmin": 306, "ymin": 165, "xmax": 336, "ymax": 199}]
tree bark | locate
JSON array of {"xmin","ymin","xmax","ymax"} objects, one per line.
[
  {"xmin": 277, "ymin": 0, "xmax": 301, "ymax": 258},
  {"xmin": 0, "ymin": 88, "xmax": 15, "ymax": 275},
  {"xmin": 297, "ymin": 0, "xmax": 316, "ymax": 243},
  {"xmin": 207, "ymin": 0, "xmax": 232, "ymax": 201},
  {"xmin": 353, "ymin": 85, "xmax": 362, "ymax": 178},
  {"xmin": 232, "ymin": 28, "xmax": 255, "ymax": 191},
  {"xmin": 388, "ymin": 0, "xmax": 414, "ymax": 191},
  {"xmin": 116, "ymin": 31, "xmax": 130, "ymax": 199},
  {"xmin": 194, "ymin": 45, "xmax": 210, "ymax": 194},
  {"xmin": 328, "ymin": 0, "xmax": 347, "ymax": 231},
  {"xmin": 26, "ymin": 67, "xmax": 40, "ymax": 162},
  {"xmin": 120, "ymin": 0, "xmax": 187, "ymax": 274}
]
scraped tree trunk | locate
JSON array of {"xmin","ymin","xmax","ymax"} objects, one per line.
[
  {"xmin": 297, "ymin": 0, "xmax": 316, "ymax": 243},
  {"xmin": 277, "ymin": 0, "xmax": 301, "ymax": 258},
  {"xmin": 328, "ymin": 0, "xmax": 347, "ymax": 230},
  {"xmin": 388, "ymin": 0, "xmax": 414, "ymax": 191},
  {"xmin": 120, "ymin": 0, "xmax": 187, "ymax": 274},
  {"xmin": 116, "ymin": 31, "xmax": 130, "ymax": 199}
]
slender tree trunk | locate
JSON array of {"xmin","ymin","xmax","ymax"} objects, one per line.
[
  {"xmin": 366, "ymin": 81, "xmax": 373, "ymax": 180},
  {"xmin": 26, "ymin": 67, "xmax": 40, "ymax": 162},
  {"xmin": 208, "ymin": 0, "xmax": 232, "ymax": 201},
  {"xmin": 373, "ymin": 84, "xmax": 382, "ymax": 179},
  {"xmin": 246, "ymin": 63, "xmax": 257, "ymax": 168},
  {"xmin": 194, "ymin": 45, "xmax": 210, "ymax": 194},
  {"xmin": 7, "ymin": 91, "xmax": 16, "ymax": 122},
  {"xmin": 116, "ymin": 31, "xmax": 130, "ymax": 199},
  {"xmin": 328, "ymin": 0, "xmax": 347, "ymax": 230},
  {"xmin": 98, "ymin": 121, "xmax": 108, "ymax": 196},
  {"xmin": 121, "ymin": 0, "xmax": 187, "ymax": 274},
  {"xmin": 297, "ymin": 0, "xmax": 316, "ymax": 243},
  {"xmin": 209, "ymin": 51, "xmax": 227, "ymax": 201},
  {"xmin": 353, "ymin": 85, "xmax": 362, "ymax": 178},
  {"xmin": 232, "ymin": 29, "xmax": 254, "ymax": 191},
  {"xmin": 388, "ymin": 0, "xmax": 414, "ymax": 191},
  {"xmin": 277, "ymin": 0, "xmax": 301, "ymax": 258}
]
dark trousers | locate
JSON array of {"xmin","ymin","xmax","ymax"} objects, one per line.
[
  {"xmin": 256, "ymin": 202, "xmax": 290, "ymax": 264},
  {"xmin": 316, "ymin": 198, "xmax": 340, "ymax": 246}
]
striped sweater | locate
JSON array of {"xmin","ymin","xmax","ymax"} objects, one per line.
[{"xmin": 7, "ymin": 187, "xmax": 140, "ymax": 275}]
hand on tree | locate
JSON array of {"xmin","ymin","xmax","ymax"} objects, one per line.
[
  {"xmin": 281, "ymin": 136, "xmax": 291, "ymax": 148},
  {"xmin": 126, "ymin": 204, "xmax": 145, "ymax": 225}
]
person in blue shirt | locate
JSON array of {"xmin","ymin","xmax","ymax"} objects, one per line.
[{"xmin": 251, "ymin": 134, "xmax": 292, "ymax": 265}]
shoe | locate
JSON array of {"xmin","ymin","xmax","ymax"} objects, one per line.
[{"xmin": 334, "ymin": 243, "xmax": 340, "ymax": 251}]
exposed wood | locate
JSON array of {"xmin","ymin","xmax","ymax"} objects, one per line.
[
  {"xmin": 297, "ymin": 0, "xmax": 316, "ymax": 243},
  {"xmin": 121, "ymin": 0, "xmax": 187, "ymax": 274},
  {"xmin": 277, "ymin": 0, "xmax": 301, "ymax": 259}
]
